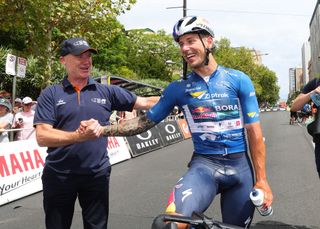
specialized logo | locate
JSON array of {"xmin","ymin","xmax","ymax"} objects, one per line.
[
  {"xmin": 182, "ymin": 188, "xmax": 192, "ymax": 202},
  {"xmin": 56, "ymin": 99, "xmax": 66, "ymax": 106}
]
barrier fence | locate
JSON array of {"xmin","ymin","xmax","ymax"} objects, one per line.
[{"xmin": 0, "ymin": 119, "xmax": 191, "ymax": 206}]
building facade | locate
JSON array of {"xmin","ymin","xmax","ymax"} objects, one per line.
[
  {"xmin": 309, "ymin": 0, "xmax": 320, "ymax": 79},
  {"xmin": 302, "ymin": 41, "xmax": 311, "ymax": 84},
  {"xmin": 289, "ymin": 67, "xmax": 303, "ymax": 97}
]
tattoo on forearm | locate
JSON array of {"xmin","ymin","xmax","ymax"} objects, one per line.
[{"xmin": 102, "ymin": 114, "xmax": 156, "ymax": 136}]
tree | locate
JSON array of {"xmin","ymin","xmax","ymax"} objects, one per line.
[
  {"xmin": 123, "ymin": 29, "xmax": 181, "ymax": 82},
  {"xmin": 0, "ymin": 0, "xmax": 136, "ymax": 89},
  {"xmin": 215, "ymin": 38, "xmax": 279, "ymax": 105}
]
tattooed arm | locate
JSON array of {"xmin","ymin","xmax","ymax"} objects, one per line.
[{"xmin": 101, "ymin": 113, "xmax": 156, "ymax": 136}]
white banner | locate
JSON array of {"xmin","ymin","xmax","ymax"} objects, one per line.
[
  {"xmin": 17, "ymin": 57, "xmax": 27, "ymax": 78},
  {"xmin": 5, "ymin": 54, "xmax": 16, "ymax": 76},
  {"xmin": 0, "ymin": 137, "xmax": 131, "ymax": 206},
  {"xmin": 107, "ymin": 136, "xmax": 131, "ymax": 165},
  {"xmin": 0, "ymin": 139, "xmax": 47, "ymax": 206}
]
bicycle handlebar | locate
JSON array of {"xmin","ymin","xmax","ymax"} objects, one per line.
[{"xmin": 162, "ymin": 213, "xmax": 244, "ymax": 229}]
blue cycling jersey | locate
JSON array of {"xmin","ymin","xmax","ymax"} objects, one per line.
[{"xmin": 147, "ymin": 65, "xmax": 260, "ymax": 155}]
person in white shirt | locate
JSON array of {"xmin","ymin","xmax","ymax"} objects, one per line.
[
  {"xmin": 12, "ymin": 96, "xmax": 36, "ymax": 140},
  {"xmin": 0, "ymin": 98, "xmax": 13, "ymax": 143}
]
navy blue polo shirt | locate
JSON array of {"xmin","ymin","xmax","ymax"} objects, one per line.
[{"xmin": 34, "ymin": 77, "xmax": 137, "ymax": 174}]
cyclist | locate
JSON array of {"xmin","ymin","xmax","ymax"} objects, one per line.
[{"xmin": 80, "ymin": 16, "xmax": 273, "ymax": 228}]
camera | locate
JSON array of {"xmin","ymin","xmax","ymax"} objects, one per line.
[{"xmin": 18, "ymin": 118, "xmax": 23, "ymax": 123}]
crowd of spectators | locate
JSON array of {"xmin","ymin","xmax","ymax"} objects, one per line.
[{"xmin": 0, "ymin": 90, "xmax": 36, "ymax": 143}]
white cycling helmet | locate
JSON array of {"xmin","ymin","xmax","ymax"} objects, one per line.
[{"xmin": 172, "ymin": 16, "xmax": 215, "ymax": 42}]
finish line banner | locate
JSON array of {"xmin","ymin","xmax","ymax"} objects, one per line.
[{"xmin": 0, "ymin": 139, "xmax": 47, "ymax": 206}]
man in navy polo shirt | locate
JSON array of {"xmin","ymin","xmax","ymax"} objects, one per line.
[{"xmin": 33, "ymin": 37, "xmax": 159, "ymax": 229}]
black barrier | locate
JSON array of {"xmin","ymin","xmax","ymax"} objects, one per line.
[
  {"xmin": 157, "ymin": 121, "xmax": 184, "ymax": 146},
  {"xmin": 125, "ymin": 126, "xmax": 164, "ymax": 157}
]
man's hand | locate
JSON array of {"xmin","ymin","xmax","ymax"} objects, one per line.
[
  {"xmin": 77, "ymin": 119, "xmax": 103, "ymax": 140},
  {"xmin": 254, "ymin": 180, "xmax": 273, "ymax": 208}
]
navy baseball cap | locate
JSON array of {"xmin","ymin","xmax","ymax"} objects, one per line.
[{"xmin": 60, "ymin": 37, "xmax": 97, "ymax": 56}]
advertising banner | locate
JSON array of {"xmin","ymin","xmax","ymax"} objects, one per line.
[
  {"xmin": 0, "ymin": 139, "xmax": 47, "ymax": 206},
  {"xmin": 5, "ymin": 54, "xmax": 16, "ymax": 76},
  {"xmin": 177, "ymin": 119, "xmax": 191, "ymax": 139},
  {"xmin": 125, "ymin": 126, "xmax": 164, "ymax": 157},
  {"xmin": 17, "ymin": 57, "xmax": 27, "ymax": 78},
  {"xmin": 157, "ymin": 121, "xmax": 184, "ymax": 146},
  {"xmin": 107, "ymin": 136, "xmax": 131, "ymax": 165}
]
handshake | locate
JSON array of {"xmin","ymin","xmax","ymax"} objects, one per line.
[{"xmin": 77, "ymin": 119, "xmax": 107, "ymax": 140}]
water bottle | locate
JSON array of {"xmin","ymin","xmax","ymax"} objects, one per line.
[{"xmin": 249, "ymin": 189, "xmax": 273, "ymax": 216}]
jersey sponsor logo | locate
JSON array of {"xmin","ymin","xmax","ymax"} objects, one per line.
[
  {"xmin": 192, "ymin": 112, "xmax": 218, "ymax": 121},
  {"xmin": 189, "ymin": 91, "xmax": 206, "ymax": 99},
  {"xmin": 185, "ymin": 86, "xmax": 203, "ymax": 93},
  {"xmin": 188, "ymin": 101, "xmax": 240, "ymax": 123},
  {"xmin": 216, "ymin": 80, "xmax": 231, "ymax": 87},
  {"xmin": 192, "ymin": 106, "xmax": 212, "ymax": 113},
  {"xmin": 247, "ymin": 112, "xmax": 258, "ymax": 118},
  {"xmin": 199, "ymin": 133, "xmax": 217, "ymax": 141},
  {"xmin": 91, "ymin": 98, "xmax": 107, "ymax": 104},
  {"xmin": 201, "ymin": 93, "xmax": 229, "ymax": 100},
  {"xmin": 215, "ymin": 104, "xmax": 239, "ymax": 111},
  {"xmin": 56, "ymin": 99, "xmax": 66, "ymax": 106},
  {"xmin": 249, "ymin": 91, "xmax": 256, "ymax": 97}
]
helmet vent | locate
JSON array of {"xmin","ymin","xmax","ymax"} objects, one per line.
[{"xmin": 186, "ymin": 16, "xmax": 197, "ymax": 26}]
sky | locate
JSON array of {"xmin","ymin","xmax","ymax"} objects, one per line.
[{"xmin": 117, "ymin": 0, "xmax": 318, "ymax": 100}]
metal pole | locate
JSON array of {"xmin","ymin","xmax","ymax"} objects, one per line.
[{"xmin": 182, "ymin": 0, "xmax": 188, "ymax": 79}]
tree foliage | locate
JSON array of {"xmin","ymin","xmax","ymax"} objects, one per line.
[
  {"xmin": 0, "ymin": 0, "xmax": 136, "ymax": 88},
  {"xmin": 215, "ymin": 38, "xmax": 279, "ymax": 105},
  {"xmin": 0, "ymin": 1, "xmax": 280, "ymax": 105}
]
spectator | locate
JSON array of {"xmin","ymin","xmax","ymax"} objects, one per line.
[
  {"xmin": 291, "ymin": 77, "xmax": 320, "ymax": 177},
  {"xmin": 13, "ymin": 97, "xmax": 23, "ymax": 114},
  {"xmin": 12, "ymin": 96, "xmax": 36, "ymax": 140},
  {"xmin": 0, "ymin": 98, "xmax": 13, "ymax": 143},
  {"xmin": 33, "ymin": 37, "xmax": 159, "ymax": 229}
]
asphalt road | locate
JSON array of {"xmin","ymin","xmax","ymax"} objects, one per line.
[{"xmin": 1, "ymin": 110, "xmax": 320, "ymax": 229}]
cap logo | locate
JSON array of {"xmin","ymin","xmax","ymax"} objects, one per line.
[{"xmin": 73, "ymin": 40, "xmax": 89, "ymax": 47}]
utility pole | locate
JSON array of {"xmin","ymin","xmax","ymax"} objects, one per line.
[
  {"xmin": 166, "ymin": 0, "xmax": 188, "ymax": 79},
  {"xmin": 183, "ymin": 0, "xmax": 187, "ymax": 17},
  {"xmin": 182, "ymin": 0, "xmax": 188, "ymax": 79}
]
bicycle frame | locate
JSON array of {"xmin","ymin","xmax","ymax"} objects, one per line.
[{"xmin": 161, "ymin": 212, "xmax": 244, "ymax": 229}]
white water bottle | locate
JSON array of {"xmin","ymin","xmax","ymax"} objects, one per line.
[{"xmin": 249, "ymin": 189, "xmax": 273, "ymax": 216}]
